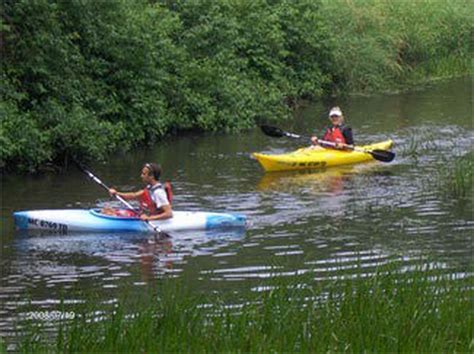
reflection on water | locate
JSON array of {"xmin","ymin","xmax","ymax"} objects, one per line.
[
  {"xmin": 13, "ymin": 228, "xmax": 246, "ymax": 279},
  {"xmin": 0, "ymin": 228, "xmax": 245, "ymax": 336},
  {"xmin": 256, "ymin": 163, "xmax": 386, "ymax": 194},
  {"xmin": 1, "ymin": 77, "xmax": 473, "ymax": 342}
]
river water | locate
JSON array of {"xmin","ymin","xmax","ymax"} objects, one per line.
[{"xmin": 0, "ymin": 77, "xmax": 472, "ymax": 341}]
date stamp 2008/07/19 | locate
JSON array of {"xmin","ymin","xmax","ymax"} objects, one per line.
[{"xmin": 25, "ymin": 311, "xmax": 76, "ymax": 321}]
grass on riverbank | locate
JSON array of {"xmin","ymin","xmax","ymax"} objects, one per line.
[
  {"xmin": 322, "ymin": 0, "xmax": 472, "ymax": 92},
  {"xmin": 13, "ymin": 264, "xmax": 473, "ymax": 353},
  {"xmin": 443, "ymin": 151, "xmax": 474, "ymax": 199}
]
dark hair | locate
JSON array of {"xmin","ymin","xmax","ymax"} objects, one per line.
[{"xmin": 144, "ymin": 163, "xmax": 161, "ymax": 180}]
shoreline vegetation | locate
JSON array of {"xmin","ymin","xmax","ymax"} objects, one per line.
[
  {"xmin": 1, "ymin": 0, "xmax": 472, "ymax": 172},
  {"xmin": 443, "ymin": 151, "xmax": 473, "ymax": 200},
  {"xmin": 5, "ymin": 264, "xmax": 472, "ymax": 353}
]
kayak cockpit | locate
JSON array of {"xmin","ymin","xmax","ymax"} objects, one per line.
[{"xmin": 89, "ymin": 208, "xmax": 140, "ymax": 220}]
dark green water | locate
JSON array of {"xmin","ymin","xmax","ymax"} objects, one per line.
[{"xmin": 0, "ymin": 77, "xmax": 472, "ymax": 342}]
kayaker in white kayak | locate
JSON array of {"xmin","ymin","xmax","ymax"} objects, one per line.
[
  {"xmin": 106, "ymin": 163, "xmax": 173, "ymax": 221},
  {"xmin": 310, "ymin": 106, "xmax": 354, "ymax": 149}
]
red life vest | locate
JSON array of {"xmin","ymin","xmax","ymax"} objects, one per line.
[
  {"xmin": 322, "ymin": 125, "xmax": 347, "ymax": 144},
  {"xmin": 139, "ymin": 182, "xmax": 173, "ymax": 215}
]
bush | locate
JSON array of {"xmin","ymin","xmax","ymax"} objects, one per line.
[{"xmin": 1, "ymin": 0, "xmax": 471, "ymax": 172}]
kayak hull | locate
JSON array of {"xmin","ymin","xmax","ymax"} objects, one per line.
[
  {"xmin": 253, "ymin": 140, "xmax": 394, "ymax": 172},
  {"xmin": 13, "ymin": 209, "xmax": 247, "ymax": 233}
]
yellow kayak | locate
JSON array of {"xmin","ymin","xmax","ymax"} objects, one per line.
[{"xmin": 252, "ymin": 140, "xmax": 394, "ymax": 172}]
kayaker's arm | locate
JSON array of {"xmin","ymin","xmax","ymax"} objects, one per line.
[
  {"xmin": 311, "ymin": 136, "xmax": 345, "ymax": 150},
  {"xmin": 109, "ymin": 188, "xmax": 144, "ymax": 200},
  {"xmin": 342, "ymin": 126, "xmax": 354, "ymax": 145},
  {"xmin": 141, "ymin": 204, "xmax": 173, "ymax": 221}
]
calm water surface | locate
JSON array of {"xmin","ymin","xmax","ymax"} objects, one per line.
[{"xmin": 0, "ymin": 77, "xmax": 472, "ymax": 340}]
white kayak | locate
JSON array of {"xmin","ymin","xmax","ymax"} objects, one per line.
[{"xmin": 13, "ymin": 209, "xmax": 247, "ymax": 233}]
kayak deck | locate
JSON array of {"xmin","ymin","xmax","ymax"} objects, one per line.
[
  {"xmin": 14, "ymin": 209, "xmax": 247, "ymax": 233},
  {"xmin": 253, "ymin": 140, "xmax": 394, "ymax": 172}
]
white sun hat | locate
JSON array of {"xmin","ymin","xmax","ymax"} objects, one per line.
[{"xmin": 329, "ymin": 107, "xmax": 343, "ymax": 117}]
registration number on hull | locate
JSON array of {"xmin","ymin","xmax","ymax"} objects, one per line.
[
  {"xmin": 280, "ymin": 161, "xmax": 327, "ymax": 168},
  {"xmin": 28, "ymin": 218, "xmax": 68, "ymax": 233}
]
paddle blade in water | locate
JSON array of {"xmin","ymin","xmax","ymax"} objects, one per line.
[
  {"xmin": 260, "ymin": 125, "xmax": 285, "ymax": 138},
  {"xmin": 369, "ymin": 149, "xmax": 396, "ymax": 162}
]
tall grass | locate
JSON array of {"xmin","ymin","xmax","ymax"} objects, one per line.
[
  {"xmin": 443, "ymin": 151, "xmax": 474, "ymax": 199},
  {"xmin": 14, "ymin": 264, "xmax": 473, "ymax": 353},
  {"xmin": 399, "ymin": 131, "xmax": 440, "ymax": 158},
  {"xmin": 0, "ymin": 339, "xmax": 6, "ymax": 354},
  {"xmin": 321, "ymin": 0, "xmax": 473, "ymax": 93}
]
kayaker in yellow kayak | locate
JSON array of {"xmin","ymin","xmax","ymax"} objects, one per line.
[
  {"xmin": 105, "ymin": 163, "xmax": 173, "ymax": 221},
  {"xmin": 311, "ymin": 106, "xmax": 354, "ymax": 149}
]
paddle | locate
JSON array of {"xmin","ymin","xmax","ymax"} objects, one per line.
[
  {"xmin": 76, "ymin": 162, "xmax": 169, "ymax": 236},
  {"xmin": 260, "ymin": 125, "xmax": 395, "ymax": 163}
]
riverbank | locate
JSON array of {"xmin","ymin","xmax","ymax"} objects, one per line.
[
  {"xmin": 6, "ymin": 263, "xmax": 472, "ymax": 353},
  {"xmin": 322, "ymin": 0, "xmax": 472, "ymax": 93},
  {"xmin": 1, "ymin": 0, "xmax": 472, "ymax": 172}
]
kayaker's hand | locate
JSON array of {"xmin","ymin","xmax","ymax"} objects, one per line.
[
  {"xmin": 109, "ymin": 188, "xmax": 117, "ymax": 197},
  {"xmin": 140, "ymin": 214, "xmax": 150, "ymax": 221},
  {"xmin": 311, "ymin": 136, "xmax": 319, "ymax": 145}
]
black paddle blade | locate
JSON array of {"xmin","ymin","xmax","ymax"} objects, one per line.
[
  {"xmin": 260, "ymin": 125, "xmax": 285, "ymax": 138},
  {"xmin": 369, "ymin": 149, "xmax": 396, "ymax": 162},
  {"xmin": 260, "ymin": 125, "xmax": 304, "ymax": 139},
  {"xmin": 156, "ymin": 230, "xmax": 172, "ymax": 239}
]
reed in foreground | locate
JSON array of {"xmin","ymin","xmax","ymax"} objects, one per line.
[
  {"xmin": 16, "ymin": 266, "xmax": 473, "ymax": 353},
  {"xmin": 443, "ymin": 151, "xmax": 473, "ymax": 199}
]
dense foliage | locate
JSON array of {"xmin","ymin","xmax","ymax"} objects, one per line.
[{"xmin": 1, "ymin": 0, "xmax": 472, "ymax": 172}]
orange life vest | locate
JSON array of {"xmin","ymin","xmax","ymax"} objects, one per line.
[
  {"xmin": 322, "ymin": 125, "xmax": 347, "ymax": 144},
  {"xmin": 139, "ymin": 182, "xmax": 173, "ymax": 215}
]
